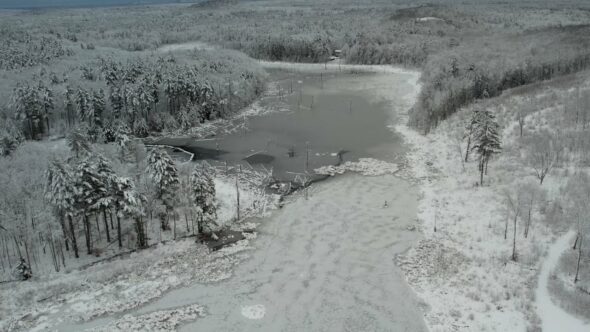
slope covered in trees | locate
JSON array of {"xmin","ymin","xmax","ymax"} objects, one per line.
[{"xmin": 2, "ymin": 0, "xmax": 589, "ymax": 137}]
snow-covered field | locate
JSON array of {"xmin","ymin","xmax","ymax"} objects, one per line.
[
  {"xmin": 394, "ymin": 75, "xmax": 590, "ymax": 331},
  {"xmin": 77, "ymin": 173, "xmax": 427, "ymax": 332}
]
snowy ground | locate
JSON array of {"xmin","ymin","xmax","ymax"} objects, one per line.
[
  {"xmin": 1, "ymin": 59, "xmax": 424, "ymax": 331},
  {"xmin": 393, "ymin": 74, "xmax": 590, "ymax": 331},
  {"xmin": 0, "ymin": 166, "xmax": 275, "ymax": 332},
  {"xmin": 9, "ymin": 43, "xmax": 586, "ymax": 331},
  {"xmin": 69, "ymin": 174, "xmax": 427, "ymax": 332},
  {"xmin": 536, "ymin": 231, "xmax": 589, "ymax": 331}
]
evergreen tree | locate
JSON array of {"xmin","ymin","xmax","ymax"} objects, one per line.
[
  {"xmin": 0, "ymin": 121, "xmax": 24, "ymax": 156},
  {"xmin": 94, "ymin": 155, "xmax": 116, "ymax": 243},
  {"xmin": 10, "ymin": 82, "xmax": 45, "ymax": 139},
  {"xmin": 45, "ymin": 160, "xmax": 79, "ymax": 258},
  {"xmin": 109, "ymin": 86, "xmax": 124, "ymax": 119},
  {"xmin": 464, "ymin": 108, "xmax": 483, "ymax": 162},
  {"xmin": 471, "ymin": 109, "xmax": 501, "ymax": 185},
  {"xmin": 76, "ymin": 88, "xmax": 94, "ymax": 126},
  {"xmin": 67, "ymin": 128, "xmax": 91, "ymax": 159},
  {"xmin": 113, "ymin": 176, "xmax": 147, "ymax": 248},
  {"xmin": 39, "ymin": 82, "xmax": 54, "ymax": 136},
  {"xmin": 92, "ymin": 89, "xmax": 106, "ymax": 129},
  {"xmin": 64, "ymin": 86, "xmax": 76, "ymax": 127},
  {"xmin": 146, "ymin": 148, "xmax": 179, "ymax": 230},
  {"xmin": 73, "ymin": 157, "xmax": 107, "ymax": 254},
  {"xmin": 190, "ymin": 167, "xmax": 218, "ymax": 234}
]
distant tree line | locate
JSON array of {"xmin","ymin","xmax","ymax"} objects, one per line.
[{"xmin": 0, "ymin": 31, "xmax": 71, "ymax": 71}]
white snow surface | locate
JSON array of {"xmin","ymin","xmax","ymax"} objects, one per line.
[
  {"xmin": 416, "ymin": 17, "xmax": 445, "ymax": 22},
  {"xmin": 240, "ymin": 304, "xmax": 266, "ymax": 320},
  {"xmin": 44, "ymin": 60, "xmax": 425, "ymax": 332},
  {"xmin": 314, "ymin": 158, "xmax": 399, "ymax": 176},
  {"xmin": 89, "ymin": 304, "xmax": 205, "ymax": 332},
  {"xmin": 112, "ymin": 174, "xmax": 427, "ymax": 332},
  {"xmin": 536, "ymin": 231, "xmax": 589, "ymax": 332},
  {"xmin": 0, "ymin": 171, "xmax": 272, "ymax": 332},
  {"xmin": 392, "ymin": 79, "xmax": 590, "ymax": 331},
  {"xmin": 156, "ymin": 41, "xmax": 217, "ymax": 53}
]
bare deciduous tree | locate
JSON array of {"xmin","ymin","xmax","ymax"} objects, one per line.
[
  {"xmin": 525, "ymin": 130, "xmax": 562, "ymax": 185},
  {"xmin": 504, "ymin": 187, "xmax": 523, "ymax": 261},
  {"xmin": 519, "ymin": 181, "xmax": 545, "ymax": 239},
  {"xmin": 565, "ymin": 173, "xmax": 590, "ymax": 283}
]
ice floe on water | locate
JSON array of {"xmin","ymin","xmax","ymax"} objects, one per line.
[
  {"xmin": 240, "ymin": 304, "xmax": 266, "ymax": 320},
  {"xmin": 314, "ymin": 157, "xmax": 399, "ymax": 176},
  {"xmin": 89, "ymin": 304, "xmax": 205, "ymax": 331}
]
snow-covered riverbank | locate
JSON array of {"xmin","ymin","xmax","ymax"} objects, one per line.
[
  {"xmin": 1, "ymin": 167, "xmax": 273, "ymax": 332},
  {"xmin": 393, "ymin": 75, "xmax": 590, "ymax": 331},
  {"xmin": 0, "ymin": 60, "xmax": 430, "ymax": 330}
]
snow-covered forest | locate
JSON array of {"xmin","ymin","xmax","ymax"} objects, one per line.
[{"xmin": 1, "ymin": 0, "xmax": 590, "ymax": 331}]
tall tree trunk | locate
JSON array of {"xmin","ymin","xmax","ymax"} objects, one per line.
[
  {"xmin": 135, "ymin": 217, "xmax": 146, "ymax": 248},
  {"xmin": 524, "ymin": 207, "xmax": 532, "ymax": 238},
  {"xmin": 185, "ymin": 213, "xmax": 190, "ymax": 233},
  {"xmin": 13, "ymin": 235, "xmax": 22, "ymax": 259},
  {"xmin": 574, "ymin": 235, "xmax": 582, "ymax": 283},
  {"xmin": 95, "ymin": 214, "xmax": 101, "ymax": 241},
  {"xmin": 58, "ymin": 240, "xmax": 66, "ymax": 268},
  {"xmin": 60, "ymin": 215, "xmax": 70, "ymax": 251},
  {"xmin": 198, "ymin": 213, "xmax": 203, "ymax": 235},
  {"xmin": 512, "ymin": 214, "xmax": 518, "ymax": 261},
  {"xmin": 49, "ymin": 238, "xmax": 59, "ymax": 272},
  {"xmin": 480, "ymin": 159, "xmax": 485, "ymax": 186},
  {"xmin": 117, "ymin": 214, "xmax": 122, "ymax": 248},
  {"xmin": 24, "ymin": 239, "xmax": 31, "ymax": 273},
  {"xmin": 3, "ymin": 235, "xmax": 12, "ymax": 268},
  {"xmin": 103, "ymin": 208, "xmax": 111, "ymax": 243},
  {"xmin": 68, "ymin": 215, "xmax": 79, "ymax": 258},
  {"xmin": 160, "ymin": 210, "xmax": 170, "ymax": 231},
  {"xmin": 84, "ymin": 215, "xmax": 92, "ymax": 255}
]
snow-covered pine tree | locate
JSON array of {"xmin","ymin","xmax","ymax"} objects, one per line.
[
  {"xmin": 0, "ymin": 120, "xmax": 24, "ymax": 156},
  {"xmin": 109, "ymin": 86, "xmax": 124, "ymax": 120},
  {"xmin": 146, "ymin": 148, "xmax": 179, "ymax": 230},
  {"xmin": 73, "ymin": 157, "xmax": 107, "ymax": 254},
  {"xmin": 113, "ymin": 176, "xmax": 147, "ymax": 248},
  {"xmin": 76, "ymin": 88, "xmax": 94, "ymax": 127},
  {"xmin": 10, "ymin": 82, "xmax": 45, "ymax": 139},
  {"xmin": 45, "ymin": 160, "xmax": 79, "ymax": 258},
  {"xmin": 67, "ymin": 128, "xmax": 91, "ymax": 159},
  {"xmin": 94, "ymin": 155, "xmax": 117, "ymax": 243},
  {"xmin": 190, "ymin": 167, "xmax": 218, "ymax": 235},
  {"xmin": 464, "ymin": 107, "xmax": 483, "ymax": 162},
  {"xmin": 92, "ymin": 89, "xmax": 106, "ymax": 129},
  {"xmin": 137, "ymin": 79, "xmax": 154, "ymax": 122},
  {"xmin": 65, "ymin": 86, "xmax": 76, "ymax": 127},
  {"xmin": 39, "ymin": 82, "xmax": 54, "ymax": 136},
  {"xmin": 471, "ymin": 109, "xmax": 501, "ymax": 185}
]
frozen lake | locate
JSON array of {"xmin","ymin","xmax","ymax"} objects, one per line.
[
  {"xmin": 61, "ymin": 62, "xmax": 426, "ymax": 331},
  {"xmin": 139, "ymin": 173, "xmax": 425, "ymax": 332},
  {"xmin": 156, "ymin": 67, "xmax": 414, "ymax": 185}
]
